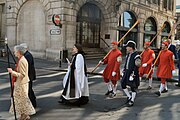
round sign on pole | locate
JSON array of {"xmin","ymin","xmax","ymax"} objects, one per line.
[{"xmin": 52, "ymin": 14, "xmax": 62, "ymax": 28}]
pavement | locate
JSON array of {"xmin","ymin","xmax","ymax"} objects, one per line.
[{"xmin": 0, "ymin": 56, "xmax": 180, "ymax": 120}]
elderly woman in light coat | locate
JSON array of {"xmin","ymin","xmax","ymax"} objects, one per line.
[{"xmin": 7, "ymin": 45, "xmax": 35, "ymax": 120}]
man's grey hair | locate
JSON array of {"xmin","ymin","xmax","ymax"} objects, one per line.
[
  {"xmin": 20, "ymin": 43, "xmax": 28, "ymax": 49},
  {"xmin": 14, "ymin": 45, "xmax": 26, "ymax": 55}
]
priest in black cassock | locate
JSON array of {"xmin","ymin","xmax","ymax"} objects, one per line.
[{"xmin": 59, "ymin": 44, "xmax": 89, "ymax": 106}]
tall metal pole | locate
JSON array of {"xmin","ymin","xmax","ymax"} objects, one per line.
[{"xmin": 5, "ymin": 37, "xmax": 17, "ymax": 120}]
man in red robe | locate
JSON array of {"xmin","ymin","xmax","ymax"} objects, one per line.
[
  {"xmin": 139, "ymin": 42, "xmax": 155, "ymax": 90},
  {"xmin": 99, "ymin": 41, "xmax": 122, "ymax": 97},
  {"xmin": 155, "ymin": 41, "xmax": 175, "ymax": 96}
]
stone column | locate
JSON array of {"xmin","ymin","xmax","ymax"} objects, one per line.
[
  {"xmin": 156, "ymin": 25, "xmax": 162, "ymax": 49},
  {"xmin": 138, "ymin": 21, "xmax": 144, "ymax": 51},
  {"xmin": 60, "ymin": 1, "xmax": 77, "ymax": 59},
  {"xmin": 46, "ymin": 1, "xmax": 65, "ymax": 60},
  {"xmin": 159, "ymin": 0, "xmax": 163, "ymax": 11},
  {"xmin": 6, "ymin": 1, "xmax": 17, "ymax": 46}
]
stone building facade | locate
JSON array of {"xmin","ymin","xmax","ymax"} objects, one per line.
[
  {"xmin": 0, "ymin": 0, "xmax": 176, "ymax": 60},
  {"xmin": 176, "ymin": 5, "xmax": 180, "ymax": 40}
]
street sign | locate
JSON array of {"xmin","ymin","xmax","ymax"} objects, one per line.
[
  {"xmin": 50, "ymin": 29, "xmax": 61, "ymax": 35},
  {"xmin": 52, "ymin": 14, "xmax": 62, "ymax": 28}
]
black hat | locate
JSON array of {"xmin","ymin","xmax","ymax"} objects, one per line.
[{"xmin": 123, "ymin": 40, "xmax": 136, "ymax": 49}]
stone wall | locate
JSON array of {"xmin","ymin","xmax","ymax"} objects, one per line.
[{"xmin": 3, "ymin": 0, "xmax": 176, "ymax": 60}]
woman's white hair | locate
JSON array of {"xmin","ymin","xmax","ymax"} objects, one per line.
[
  {"xmin": 20, "ymin": 43, "xmax": 28, "ymax": 49},
  {"xmin": 14, "ymin": 45, "xmax": 26, "ymax": 55}
]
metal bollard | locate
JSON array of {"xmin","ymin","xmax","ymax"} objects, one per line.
[
  {"xmin": 59, "ymin": 51, "xmax": 62, "ymax": 67},
  {"xmin": 0, "ymin": 50, "xmax": 2, "ymax": 57}
]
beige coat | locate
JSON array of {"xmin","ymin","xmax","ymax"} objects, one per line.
[
  {"xmin": 11, "ymin": 56, "xmax": 30, "ymax": 84},
  {"xmin": 9, "ymin": 56, "xmax": 36, "ymax": 116}
]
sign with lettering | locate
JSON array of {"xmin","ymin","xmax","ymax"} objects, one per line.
[{"xmin": 50, "ymin": 29, "xmax": 61, "ymax": 35}]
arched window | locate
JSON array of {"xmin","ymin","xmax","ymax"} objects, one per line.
[
  {"xmin": 144, "ymin": 18, "xmax": 156, "ymax": 31},
  {"xmin": 118, "ymin": 11, "xmax": 137, "ymax": 54},
  {"xmin": 161, "ymin": 21, "xmax": 171, "ymax": 40},
  {"xmin": 144, "ymin": 17, "xmax": 157, "ymax": 48},
  {"xmin": 120, "ymin": 11, "xmax": 136, "ymax": 29},
  {"xmin": 76, "ymin": 3, "xmax": 102, "ymax": 48}
]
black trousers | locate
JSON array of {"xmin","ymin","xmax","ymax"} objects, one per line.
[
  {"xmin": 28, "ymin": 80, "xmax": 36, "ymax": 108},
  {"xmin": 121, "ymin": 71, "xmax": 137, "ymax": 92}
]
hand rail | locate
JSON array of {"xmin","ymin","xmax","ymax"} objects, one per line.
[{"xmin": 100, "ymin": 38, "xmax": 110, "ymax": 48}]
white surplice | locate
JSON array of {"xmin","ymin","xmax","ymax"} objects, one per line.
[{"xmin": 62, "ymin": 54, "xmax": 89, "ymax": 100}]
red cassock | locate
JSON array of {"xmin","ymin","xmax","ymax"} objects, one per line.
[
  {"xmin": 139, "ymin": 48, "xmax": 155, "ymax": 77},
  {"xmin": 156, "ymin": 49, "xmax": 175, "ymax": 79},
  {"xmin": 102, "ymin": 49, "xmax": 122, "ymax": 81}
]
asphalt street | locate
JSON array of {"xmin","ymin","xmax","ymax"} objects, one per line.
[{"xmin": 0, "ymin": 56, "xmax": 180, "ymax": 120}]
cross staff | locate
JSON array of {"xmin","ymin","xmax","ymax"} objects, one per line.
[
  {"xmin": 146, "ymin": 50, "xmax": 161, "ymax": 78},
  {"xmin": 91, "ymin": 19, "xmax": 140, "ymax": 73},
  {"xmin": 5, "ymin": 37, "xmax": 17, "ymax": 120}
]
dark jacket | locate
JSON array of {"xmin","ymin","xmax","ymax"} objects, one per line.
[
  {"xmin": 177, "ymin": 49, "xmax": 180, "ymax": 67},
  {"xmin": 24, "ymin": 51, "xmax": 36, "ymax": 81},
  {"xmin": 122, "ymin": 51, "xmax": 140, "ymax": 88},
  {"xmin": 168, "ymin": 44, "xmax": 177, "ymax": 59}
]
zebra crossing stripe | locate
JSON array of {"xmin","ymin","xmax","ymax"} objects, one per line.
[{"xmin": 0, "ymin": 72, "xmax": 8, "ymax": 76}]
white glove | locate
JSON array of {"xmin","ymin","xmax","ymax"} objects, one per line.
[
  {"xmin": 112, "ymin": 71, "xmax": 116, "ymax": 77},
  {"xmin": 99, "ymin": 60, "xmax": 103, "ymax": 64},
  {"xmin": 121, "ymin": 72, "xmax": 124, "ymax": 77},
  {"xmin": 142, "ymin": 63, "xmax": 148, "ymax": 67},
  {"xmin": 129, "ymin": 76, "xmax": 134, "ymax": 81},
  {"xmin": 172, "ymin": 70, "xmax": 176, "ymax": 75}
]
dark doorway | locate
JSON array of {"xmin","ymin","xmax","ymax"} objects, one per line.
[{"xmin": 76, "ymin": 3, "xmax": 102, "ymax": 48}]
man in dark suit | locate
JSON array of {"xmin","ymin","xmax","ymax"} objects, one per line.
[
  {"xmin": 20, "ymin": 43, "xmax": 37, "ymax": 108},
  {"xmin": 176, "ymin": 41, "xmax": 180, "ymax": 87},
  {"xmin": 168, "ymin": 39, "xmax": 177, "ymax": 59}
]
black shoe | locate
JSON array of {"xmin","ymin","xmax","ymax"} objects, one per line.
[
  {"xmin": 125, "ymin": 97, "xmax": 132, "ymax": 104},
  {"xmin": 146, "ymin": 86, "xmax": 152, "ymax": 90},
  {"xmin": 127, "ymin": 100, "xmax": 134, "ymax": 107},
  {"xmin": 161, "ymin": 89, "xmax": 168, "ymax": 93},
  {"xmin": 58, "ymin": 100, "xmax": 64, "ymax": 104},
  {"xmin": 155, "ymin": 91, "xmax": 161, "ymax": 96},
  {"xmin": 109, "ymin": 92, "xmax": 116, "ymax": 98},
  {"xmin": 105, "ymin": 90, "xmax": 113, "ymax": 96},
  {"xmin": 175, "ymin": 83, "xmax": 180, "ymax": 87}
]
